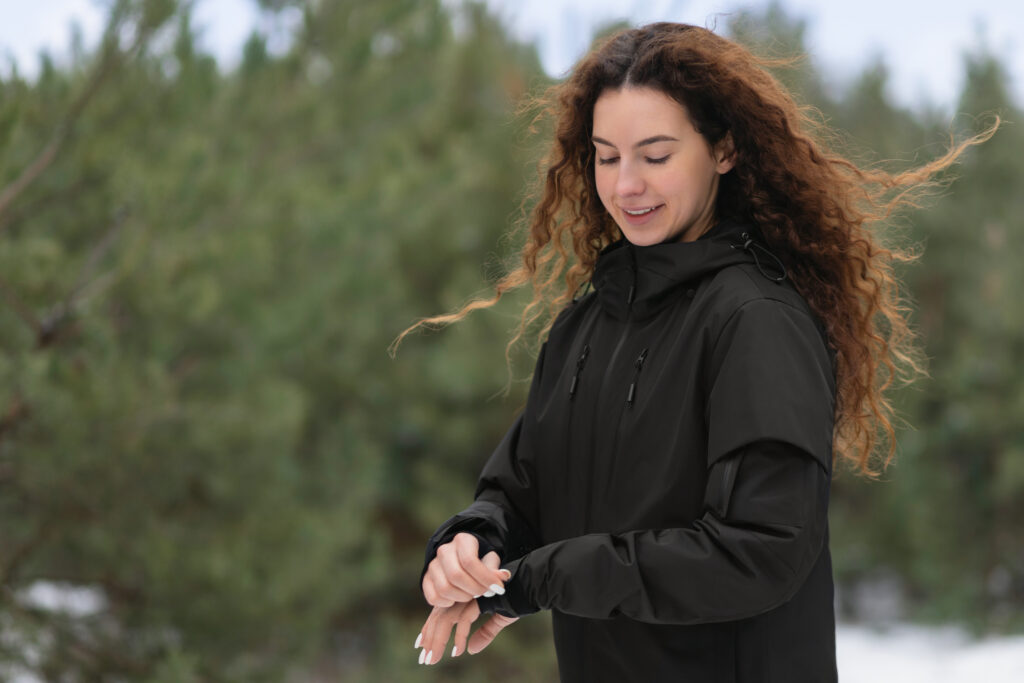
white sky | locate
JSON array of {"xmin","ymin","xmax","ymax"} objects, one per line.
[
  {"xmin": 0, "ymin": 0, "xmax": 1021, "ymax": 112},
  {"xmin": 484, "ymin": 0, "xmax": 1024, "ymax": 111}
]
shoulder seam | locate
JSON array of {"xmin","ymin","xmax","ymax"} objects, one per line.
[
  {"xmin": 709, "ymin": 290, "xmax": 819, "ymax": 354},
  {"xmin": 733, "ymin": 264, "xmax": 807, "ymax": 310}
]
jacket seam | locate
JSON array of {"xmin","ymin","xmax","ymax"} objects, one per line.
[{"xmin": 707, "ymin": 289, "xmax": 822, "ymax": 358}]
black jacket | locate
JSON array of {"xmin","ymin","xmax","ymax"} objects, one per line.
[{"xmin": 424, "ymin": 220, "xmax": 839, "ymax": 682}]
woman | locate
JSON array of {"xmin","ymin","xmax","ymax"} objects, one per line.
[{"xmin": 400, "ymin": 22, "xmax": 994, "ymax": 681}]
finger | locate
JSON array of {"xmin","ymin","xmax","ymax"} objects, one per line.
[
  {"xmin": 457, "ymin": 535, "xmax": 507, "ymax": 586},
  {"xmin": 480, "ymin": 552, "xmax": 513, "ymax": 582},
  {"xmin": 418, "ymin": 607, "xmax": 440, "ymax": 665},
  {"xmin": 468, "ymin": 614, "xmax": 518, "ymax": 655},
  {"xmin": 452, "ymin": 610, "xmax": 473, "ymax": 658},
  {"xmin": 438, "ymin": 543, "xmax": 490, "ymax": 601},
  {"xmin": 423, "ymin": 603, "xmax": 468, "ymax": 666},
  {"xmin": 445, "ymin": 536, "xmax": 499, "ymax": 597},
  {"xmin": 422, "ymin": 568, "xmax": 440, "ymax": 606},
  {"xmin": 481, "ymin": 550, "xmax": 500, "ymax": 571},
  {"xmin": 423, "ymin": 559, "xmax": 460, "ymax": 607},
  {"xmin": 481, "ymin": 551, "xmax": 513, "ymax": 594},
  {"xmin": 423, "ymin": 606, "xmax": 454, "ymax": 666},
  {"xmin": 422, "ymin": 572, "xmax": 454, "ymax": 608},
  {"xmin": 453, "ymin": 537, "xmax": 506, "ymax": 595},
  {"xmin": 450, "ymin": 599, "xmax": 480, "ymax": 658}
]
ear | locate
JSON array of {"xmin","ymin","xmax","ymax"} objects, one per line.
[{"xmin": 714, "ymin": 133, "xmax": 736, "ymax": 174}]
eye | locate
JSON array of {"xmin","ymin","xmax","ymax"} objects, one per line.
[
  {"xmin": 597, "ymin": 157, "xmax": 619, "ymax": 166},
  {"xmin": 646, "ymin": 155, "xmax": 670, "ymax": 165}
]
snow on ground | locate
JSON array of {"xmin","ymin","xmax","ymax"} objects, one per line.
[{"xmin": 837, "ymin": 623, "xmax": 1024, "ymax": 682}]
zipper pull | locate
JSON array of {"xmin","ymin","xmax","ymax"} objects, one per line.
[
  {"xmin": 626, "ymin": 348, "xmax": 649, "ymax": 406},
  {"xmin": 569, "ymin": 344, "xmax": 590, "ymax": 399}
]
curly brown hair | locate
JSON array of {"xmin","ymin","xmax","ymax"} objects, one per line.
[{"xmin": 393, "ymin": 22, "xmax": 997, "ymax": 476}]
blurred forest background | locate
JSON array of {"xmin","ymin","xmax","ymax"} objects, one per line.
[{"xmin": 0, "ymin": 0, "xmax": 1020, "ymax": 680}]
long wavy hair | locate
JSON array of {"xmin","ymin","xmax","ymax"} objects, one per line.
[{"xmin": 393, "ymin": 22, "xmax": 997, "ymax": 476}]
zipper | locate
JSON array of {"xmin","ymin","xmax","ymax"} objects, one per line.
[
  {"xmin": 587, "ymin": 321, "xmax": 631, "ymax": 534},
  {"xmin": 595, "ymin": 309, "xmax": 634, "ymax": 417},
  {"xmin": 585, "ymin": 251, "xmax": 638, "ymax": 533},
  {"xmin": 568, "ymin": 344, "xmax": 590, "ymax": 399},
  {"xmin": 625, "ymin": 348, "xmax": 649, "ymax": 407},
  {"xmin": 562, "ymin": 303, "xmax": 601, "ymax": 519}
]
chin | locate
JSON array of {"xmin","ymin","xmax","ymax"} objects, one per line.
[{"xmin": 620, "ymin": 228, "xmax": 674, "ymax": 247}]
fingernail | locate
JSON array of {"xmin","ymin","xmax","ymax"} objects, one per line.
[
  {"xmin": 483, "ymin": 590, "xmax": 495, "ymax": 597},
  {"xmin": 418, "ymin": 648, "xmax": 426, "ymax": 665},
  {"xmin": 488, "ymin": 583, "xmax": 505, "ymax": 595},
  {"xmin": 414, "ymin": 633, "xmax": 422, "ymax": 649},
  {"xmin": 473, "ymin": 594, "xmax": 481, "ymax": 598},
  {"xmin": 499, "ymin": 569, "xmax": 512, "ymax": 581},
  {"xmin": 426, "ymin": 650, "xmax": 433, "ymax": 665},
  {"xmin": 452, "ymin": 645, "xmax": 458, "ymax": 657}
]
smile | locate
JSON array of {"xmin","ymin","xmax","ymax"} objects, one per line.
[{"xmin": 622, "ymin": 205, "xmax": 662, "ymax": 216}]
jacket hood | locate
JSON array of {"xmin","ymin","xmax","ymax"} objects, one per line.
[{"xmin": 592, "ymin": 219, "xmax": 780, "ymax": 320}]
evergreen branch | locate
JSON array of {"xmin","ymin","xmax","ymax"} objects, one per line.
[
  {"xmin": 0, "ymin": 276, "xmax": 42, "ymax": 337},
  {"xmin": 0, "ymin": 176, "xmax": 103, "ymax": 235},
  {"xmin": 64, "ymin": 206, "xmax": 129, "ymax": 308},
  {"xmin": 0, "ymin": 208, "xmax": 129, "ymax": 347},
  {"xmin": 0, "ymin": 8, "xmax": 158, "ymax": 227}
]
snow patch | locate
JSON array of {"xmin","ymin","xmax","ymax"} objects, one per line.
[
  {"xmin": 18, "ymin": 581, "xmax": 106, "ymax": 617},
  {"xmin": 837, "ymin": 623, "xmax": 1024, "ymax": 682}
]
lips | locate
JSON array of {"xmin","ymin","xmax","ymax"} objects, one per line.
[{"xmin": 619, "ymin": 204, "xmax": 664, "ymax": 225}]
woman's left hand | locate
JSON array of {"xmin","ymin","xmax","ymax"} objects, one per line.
[{"xmin": 415, "ymin": 600, "xmax": 518, "ymax": 666}]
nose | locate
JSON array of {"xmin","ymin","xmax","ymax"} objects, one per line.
[{"xmin": 615, "ymin": 160, "xmax": 644, "ymax": 197}]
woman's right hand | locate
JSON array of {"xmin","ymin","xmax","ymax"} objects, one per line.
[{"xmin": 422, "ymin": 532, "xmax": 511, "ymax": 607}]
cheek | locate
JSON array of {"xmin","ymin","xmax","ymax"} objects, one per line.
[
  {"xmin": 594, "ymin": 169, "xmax": 614, "ymax": 207},
  {"xmin": 660, "ymin": 165, "xmax": 701, "ymax": 198}
]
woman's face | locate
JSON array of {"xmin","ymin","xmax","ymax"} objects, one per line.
[{"xmin": 592, "ymin": 86, "xmax": 734, "ymax": 246}]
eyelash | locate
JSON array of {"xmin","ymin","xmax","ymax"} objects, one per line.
[{"xmin": 597, "ymin": 155, "xmax": 670, "ymax": 166}]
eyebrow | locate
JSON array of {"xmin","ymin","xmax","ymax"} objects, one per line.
[{"xmin": 591, "ymin": 135, "xmax": 679, "ymax": 148}]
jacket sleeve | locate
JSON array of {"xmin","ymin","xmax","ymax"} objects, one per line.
[
  {"xmin": 421, "ymin": 343, "xmax": 548, "ymax": 579},
  {"xmin": 478, "ymin": 298, "xmax": 836, "ymax": 624},
  {"xmin": 478, "ymin": 440, "xmax": 828, "ymax": 623}
]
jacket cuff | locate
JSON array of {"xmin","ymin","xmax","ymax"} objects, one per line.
[{"xmin": 476, "ymin": 557, "xmax": 537, "ymax": 618}]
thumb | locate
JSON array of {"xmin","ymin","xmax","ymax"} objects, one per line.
[
  {"xmin": 481, "ymin": 551, "xmax": 512, "ymax": 581},
  {"xmin": 467, "ymin": 614, "xmax": 518, "ymax": 655},
  {"xmin": 481, "ymin": 551, "xmax": 500, "ymax": 571}
]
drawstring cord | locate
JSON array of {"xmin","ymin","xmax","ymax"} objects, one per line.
[
  {"xmin": 626, "ymin": 348, "xmax": 649, "ymax": 407},
  {"xmin": 569, "ymin": 344, "xmax": 590, "ymax": 399},
  {"xmin": 567, "ymin": 304, "xmax": 601, "ymax": 399},
  {"xmin": 731, "ymin": 232, "xmax": 787, "ymax": 283}
]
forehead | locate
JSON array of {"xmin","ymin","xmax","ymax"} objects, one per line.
[{"xmin": 592, "ymin": 86, "xmax": 693, "ymax": 139}]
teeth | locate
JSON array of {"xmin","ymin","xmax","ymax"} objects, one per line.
[{"xmin": 624, "ymin": 207, "xmax": 656, "ymax": 215}]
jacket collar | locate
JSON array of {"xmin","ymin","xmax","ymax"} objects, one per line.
[{"xmin": 591, "ymin": 219, "xmax": 760, "ymax": 321}]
